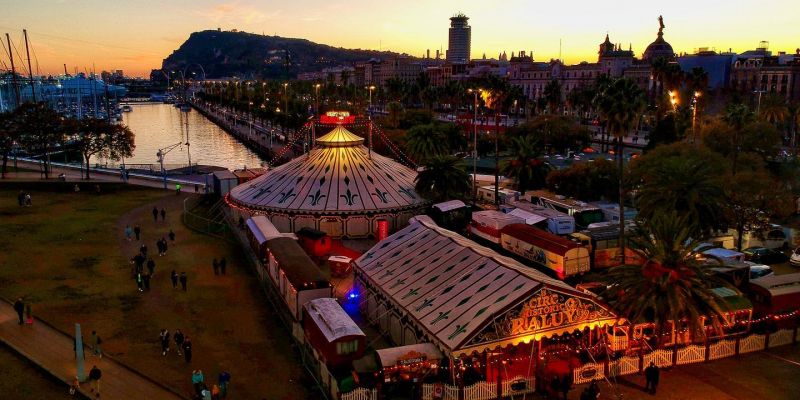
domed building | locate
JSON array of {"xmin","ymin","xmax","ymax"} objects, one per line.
[
  {"xmin": 642, "ymin": 15, "xmax": 675, "ymax": 63},
  {"xmin": 227, "ymin": 124, "xmax": 427, "ymax": 238}
]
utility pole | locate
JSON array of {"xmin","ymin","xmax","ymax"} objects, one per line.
[
  {"xmin": 23, "ymin": 29, "xmax": 36, "ymax": 102},
  {"xmin": 6, "ymin": 33, "xmax": 20, "ymax": 106}
]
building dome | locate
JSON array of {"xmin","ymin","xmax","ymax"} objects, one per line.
[
  {"xmin": 643, "ymin": 16, "xmax": 675, "ymax": 62},
  {"xmin": 228, "ymin": 125, "xmax": 427, "ymax": 238}
]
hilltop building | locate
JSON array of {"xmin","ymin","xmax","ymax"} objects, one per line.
[{"xmin": 447, "ymin": 13, "xmax": 471, "ymax": 63}]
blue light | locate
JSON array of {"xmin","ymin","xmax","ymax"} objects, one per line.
[{"xmin": 347, "ymin": 292, "xmax": 359, "ymax": 300}]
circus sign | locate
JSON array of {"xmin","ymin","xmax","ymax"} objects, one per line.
[
  {"xmin": 321, "ymin": 111, "xmax": 355, "ymax": 124},
  {"xmin": 509, "ymin": 289, "xmax": 612, "ymax": 336}
]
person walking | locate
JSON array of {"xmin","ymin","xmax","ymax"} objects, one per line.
[
  {"xmin": 90, "ymin": 331, "xmax": 99, "ymax": 356},
  {"xmin": 136, "ymin": 272, "xmax": 144, "ymax": 292},
  {"xmin": 171, "ymin": 270, "xmax": 178, "ymax": 289},
  {"xmin": 13, "ymin": 298, "xmax": 24, "ymax": 325},
  {"xmin": 549, "ymin": 375, "xmax": 561, "ymax": 400},
  {"xmin": 180, "ymin": 272, "xmax": 188, "ymax": 291},
  {"xmin": 219, "ymin": 257, "xmax": 227, "ymax": 275},
  {"xmin": 176, "ymin": 183, "xmax": 182, "ymax": 195},
  {"xmin": 92, "ymin": 332, "xmax": 103, "ymax": 358},
  {"xmin": 561, "ymin": 372, "xmax": 572, "ymax": 400},
  {"xmin": 17, "ymin": 190, "xmax": 25, "ymax": 206},
  {"xmin": 174, "ymin": 329, "xmax": 185, "ymax": 356},
  {"xmin": 168, "ymin": 229, "xmax": 176, "ymax": 243},
  {"xmin": 183, "ymin": 337, "xmax": 193, "ymax": 363},
  {"xmin": 140, "ymin": 244, "xmax": 148, "ymax": 258},
  {"xmin": 124, "ymin": 225, "xmax": 133, "ymax": 241},
  {"xmin": 25, "ymin": 193, "xmax": 32, "ymax": 206},
  {"xmin": 160, "ymin": 208, "xmax": 166, "ymax": 221},
  {"xmin": 218, "ymin": 370, "xmax": 231, "ymax": 399},
  {"xmin": 88, "ymin": 365, "xmax": 102, "ymax": 398},
  {"xmin": 134, "ymin": 225, "xmax": 141, "ymax": 240},
  {"xmin": 142, "ymin": 270, "xmax": 151, "ymax": 291},
  {"xmin": 147, "ymin": 258, "xmax": 156, "ymax": 276},
  {"xmin": 212, "ymin": 258, "xmax": 219, "ymax": 276},
  {"xmin": 192, "ymin": 370, "xmax": 205, "ymax": 396},
  {"xmin": 161, "ymin": 237, "xmax": 168, "ymax": 256},
  {"xmin": 156, "ymin": 239, "xmax": 163, "ymax": 256},
  {"xmin": 160, "ymin": 329, "xmax": 171, "ymax": 356},
  {"xmin": 152, "ymin": 207, "xmax": 159, "ymax": 222},
  {"xmin": 644, "ymin": 362, "xmax": 660, "ymax": 395}
]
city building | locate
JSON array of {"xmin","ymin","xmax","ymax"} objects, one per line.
[
  {"xmin": 677, "ymin": 49, "xmax": 736, "ymax": 90},
  {"xmin": 730, "ymin": 44, "xmax": 800, "ymax": 102},
  {"xmin": 446, "ymin": 13, "xmax": 471, "ymax": 63}
]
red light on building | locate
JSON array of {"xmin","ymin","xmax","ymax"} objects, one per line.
[{"xmin": 376, "ymin": 220, "xmax": 389, "ymax": 241}]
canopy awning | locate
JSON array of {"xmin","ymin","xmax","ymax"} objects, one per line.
[{"xmin": 376, "ymin": 343, "xmax": 443, "ymax": 368}]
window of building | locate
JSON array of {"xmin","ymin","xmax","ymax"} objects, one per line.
[{"xmin": 336, "ymin": 340, "xmax": 359, "ymax": 355}]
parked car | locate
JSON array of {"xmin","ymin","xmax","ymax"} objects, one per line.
[
  {"xmin": 745, "ymin": 262, "xmax": 775, "ymax": 280},
  {"xmin": 743, "ymin": 247, "xmax": 789, "ymax": 264},
  {"xmin": 790, "ymin": 247, "xmax": 800, "ymax": 267}
]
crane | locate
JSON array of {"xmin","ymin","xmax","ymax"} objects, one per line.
[{"xmin": 156, "ymin": 142, "xmax": 184, "ymax": 189}]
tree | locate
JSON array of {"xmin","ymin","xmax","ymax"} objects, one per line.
[
  {"xmin": 759, "ymin": 94, "xmax": 788, "ymax": 125},
  {"xmin": 703, "ymin": 114, "xmax": 782, "ymax": 173},
  {"xmin": 71, "ymin": 118, "xmax": 136, "ymax": 179},
  {"xmin": 414, "ymin": 155, "xmax": 471, "ymax": 202},
  {"xmin": 404, "ymin": 124, "xmax": 449, "ymax": 163},
  {"xmin": 546, "ymin": 159, "xmax": 618, "ymax": 201},
  {"xmin": 543, "ymin": 80, "xmax": 562, "ymax": 114},
  {"xmin": 501, "ymin": 135, "xmax": 550, "ymax": 193},
  {"xmin": 594, "ymin": 78, "xmax": 646, "ymax": 262},
  {"xmin": 600, "ymin": 211, "xmax": 732, "ymax": 339},
  {"xmin": 482, "ymin": 75, "xmax": 514, "ymax": 206},
  {"xmin": 629, "ymin": 142, "xmax": 728, "ymax": 237},
  {"xmin": 385, "ymin": 77, "xmax": 408, "ymax": 103},
  {"xmin": 14, "ymin": 103, "xmax": 65, "ymax": 179},
  {"xmin": 386, "ymin": 101, "xmax": 405, "ymax": 129},
  {"xmin": 0, "ymin": 112, "xmax": 19, "ymax": 178},
  {"xmin": 507, "ymin": 115, "xmax": 591, "ymax": 154},
  {"xmin": 724, "ymin": 154, "xmax": 794, "ymax": 250}
]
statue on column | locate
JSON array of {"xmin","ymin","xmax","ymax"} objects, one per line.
[{"xmin": 658, "ymin": 15, "xmax": 665, "ymax": 36}]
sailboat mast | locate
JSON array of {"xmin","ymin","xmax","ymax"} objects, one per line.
[
  {"xmin": 6, "ymin": 33, "xmax": 20, "ymax": 106},
  {"xmin": 23, "ymin": 29, "xmax": 35, "ymax": 102}
]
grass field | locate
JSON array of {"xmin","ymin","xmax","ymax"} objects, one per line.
[{"xmin": 0, "ymin": 184, "xmax": 311, "ymax": 399}]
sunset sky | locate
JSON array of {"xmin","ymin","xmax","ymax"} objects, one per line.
[{"xmin": 1, "ymin": 0, "xmax": 798, "ymax": 77}]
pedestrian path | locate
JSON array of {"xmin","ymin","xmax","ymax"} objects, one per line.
[{"xmin": 0, "ymin": 300, "xmax": 186, "ymax": 400}]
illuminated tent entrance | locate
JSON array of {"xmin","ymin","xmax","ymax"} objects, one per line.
[{"xmin": 353, "ymin": 216, "xmax": 619, "ymax": 388}]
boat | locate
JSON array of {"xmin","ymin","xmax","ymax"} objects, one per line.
[{"xmin": 121, "ymin": 105, "xmax": 133, "ymax": 112}]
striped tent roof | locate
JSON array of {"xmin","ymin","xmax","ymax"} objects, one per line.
[
  {"xmin": 355, "ymin": 216, "xmax": 617, "ymax": 356},
  {"xmin": 229, "ymin": 125, "xmax": 425, "ymax": 214}
]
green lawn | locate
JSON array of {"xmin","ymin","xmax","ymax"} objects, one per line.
[{"xmin": 0, "ymin": 184, "xmax": 311, "ymax": 399}]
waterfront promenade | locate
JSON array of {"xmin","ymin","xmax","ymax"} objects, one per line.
[{"xmin": 0, "ymin": 299, "xmax": 186, "ymax": 400}]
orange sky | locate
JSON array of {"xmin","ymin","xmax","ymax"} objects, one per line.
[{"xmin": 1, "ymin": 0, "xmax": 798, "ymax": 77}]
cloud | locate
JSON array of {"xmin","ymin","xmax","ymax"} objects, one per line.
[{"xmin": 195, "ymin": 1, "xmax": 282, "ymax": 26}]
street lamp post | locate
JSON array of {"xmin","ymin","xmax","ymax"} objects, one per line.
[
  {"xmin": 283, "ymin": 83, "xmax": 289, "ymax": 136},
  {"xmin": 468, "ymin": 88, "xmax": 480, "ymax": 203},
  {"xmin": 692, "ymin": 91, "xmax": 701, "ymax": 144},
  {"xmin": 314, "ymin": 83, "xmax": 321, "ymax": 116}
]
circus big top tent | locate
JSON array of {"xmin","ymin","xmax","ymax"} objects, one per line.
[
  {"xmin": 227, "ymin": 125, "xmax": 427, "ymax": 238},
  {"xmin": 353, "ymin": 215, "xmax": 619, "ymax": 358}
]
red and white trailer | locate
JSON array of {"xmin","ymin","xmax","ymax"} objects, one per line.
[
  {"xmin": 468, "ymin": 210, "xmax": 525, "ymax": 244},
  {"xmin": 500, "ymin": 224, "xmax": 591, "ymax": 279}
]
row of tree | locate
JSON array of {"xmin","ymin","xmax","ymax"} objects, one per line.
[{"xmin": 0, "ymin": 103, "xmax": 135, "ymax": 179}]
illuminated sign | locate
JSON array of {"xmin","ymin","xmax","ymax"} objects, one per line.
[
  {"xmin": 320, "ymin": 111, "xmax": 355, "ymax": 124},
  {"xmin": 509, "ymin": 289, "xmax": 612, "ymax": 336}
]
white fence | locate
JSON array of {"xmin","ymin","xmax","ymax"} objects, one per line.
[
  {"xmin": 609, "ymin": 355, "xmax": 639, "ymax": 377},
  {"xmin": 573, "ymin": 363, "xmax": 605, "ymax": 385},
  {"xmin": 676, "ymin": 345, "xmax": 706, "ymax": 365},
  {"xmin": 708, "ymin": 339, "xmax": 736, "ymax": 360},
  {"xmin": 643, "ymin": 349, "xmax": 672, "ymax": 368},
  {"xmin": 463, "ymin": 381, "xmax": 497, "ymax": 400},
  {"xmin": 740, "ymin": 334, "xmax": 766, "ymax": 354},
  {"xmin": 502, "ymin": 375, "xmax": 536, "ymax": 396},
  {"xmin": 769, "ymin": 329, "xmax": 794, "ymax": 348},
  {"xmin": 340, "ymin": 388, "xmax": 377, "ymax": 400}
]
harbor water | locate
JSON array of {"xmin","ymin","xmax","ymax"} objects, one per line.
[{"xmin": 98, "ymin": 103, "xmax": 267, "ymax": 170}]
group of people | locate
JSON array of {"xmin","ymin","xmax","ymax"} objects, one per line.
[
  {"xmin": 16, "ymin": 190, "xmax": 32, "ymax": 207},
  {"xmin": 159, "ymin": 328, "xmax": 194, "ymax": 363},
  {"xmin": 126, "ymin": 215, "xmax": 188, "ymax": 292},
  {"xmin": 191, "ymin": 369, "xmax": 231, "ymax": 400},
  {"xmin": 212, "ymin": 258, "xmax": 228, "ymax": 276}
]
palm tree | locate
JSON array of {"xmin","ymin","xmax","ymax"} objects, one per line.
[
  {"xmin": 405, "ymin": 124, "xmax": 449, "ymax": 163},
  {"xmin": 414, "ymin": 155, "xmax": 471, "ymax": 202},
  {"xmin": 385, "ymin": 77, "xmax": 408, "ymax": 103},
  {"xmin": 723, "ymin": 103, "xmax": 755, "ymax": 174},
  {"xmin": 543, "ymin": 80, "xmax": 562, "ymax": 115},
  {"xmin": 483, "ymin": 75, "xmax": 513, "ymax": 206},
  {"xmin": 386, "ymin": 101, "xmax": 405, "ymax": 129},
  {"xmin": 594, "ymin": 78, "xmax": 646, "ymax": 263},
  {"xmin": 759, "ymin": 94, "xmax": 788, "ymax": 125},
  {"xmin": 601, "ymin": 211, "xmax": 732, "ymax": 340},
  {"xmin": 501, "ymin": 135, "xmax": 550, "ymax": 193},
  {"xmin": 631, "ymin": 143, "xmax": 728, "ymax": 238}
]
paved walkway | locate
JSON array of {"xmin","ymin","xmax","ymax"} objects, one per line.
[
  {"xmin": 0, "ymin": 300, "xmax": 186, "ymax": 400},
  {"xmin": 3, "ymin": 160, "xmax": 207, "ymax": 192}
]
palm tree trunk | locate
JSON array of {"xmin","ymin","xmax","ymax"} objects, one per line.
[
  {"xmin": 618, "ymin": 139, "xmax": 626, "ymax": 265},
  {"xmin": 494, "ymin": 113, "xmax": 500, "ymax": 207},
  {"xmin": 85, "ymin": 153, "xmax": 91, "ymax": 179}
]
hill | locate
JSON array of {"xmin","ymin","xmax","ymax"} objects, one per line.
[{"xmin": 161, "ymin": 30, "xmax": 406, "ymax": 79}]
